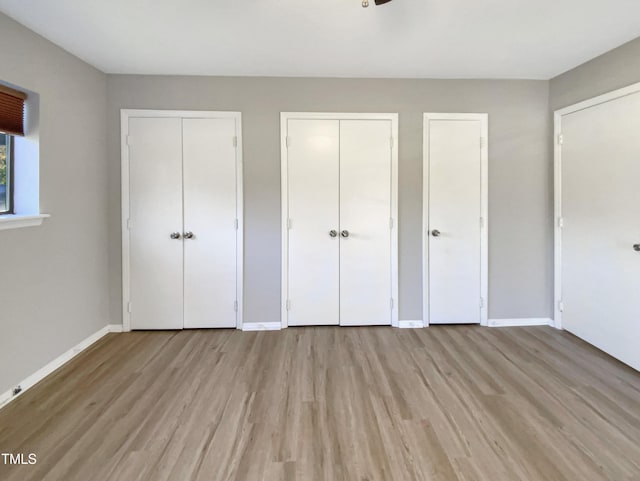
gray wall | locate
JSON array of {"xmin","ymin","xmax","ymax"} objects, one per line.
[
  {"xmin": 107, "ymin": 76, "xmax": 552, "ymax": 324},
  {"xmin": 551, "ymin": 36, "xmax": 640, "ymax": 110},
  {"xmin": 0, "ymin": 13, "xmax": 109, "ymax": 395}
]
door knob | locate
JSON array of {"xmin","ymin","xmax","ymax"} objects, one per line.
[
  {"xmin": 341, "ymin": 230, "xmax": 350, "ymax": 238},
  {"xmin": 329, "ymin": 230, "xmax": 338, "ymax": 238},
  {"xmin": 184, "ymin": 232, "xmax": 194, "ymax": 239},
  {"xmin": 634, "ymin": 244, "xmax": 640, "ymax": 252},
  {"xmin": 170, "ymin": 232, "xmax": 181, "ymax": 239},
  {"xmin": 431, "ymin": 229, "xmax": 441, "ymax": 237}
]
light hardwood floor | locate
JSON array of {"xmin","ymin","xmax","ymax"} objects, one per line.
[{"xmin": 0, "ymin": 326, "xmax": 639, "ymax": 481}]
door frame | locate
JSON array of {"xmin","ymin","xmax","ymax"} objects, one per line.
[
  {"xmin": 553, "ymin": 80, "xmax": 640, "ymax": 330},
  {"xmin": 121, "ymin": 109, "xmax": 244, "ymax": 332},
  {"xmin": 422, "ymin": 113, "xmax": 489, "ymax": 327},
  {"xmin": 280, "ymin": 112, "xmax": 399, "ymax": 329}
]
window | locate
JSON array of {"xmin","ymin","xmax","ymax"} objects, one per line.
[
  {"xmin": 0, "ymin": 83, "xmax": 47, "ymax": 230},
  {"xmin": 0, "ymin": 83, "xmax": 25, "ymax": 215},
  {"xmin": 0, "ymin": 133, "xmax": 12, "ymax": 214}
]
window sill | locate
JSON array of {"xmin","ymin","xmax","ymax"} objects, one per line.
[{"xmin": 0, "ymin": 214, "xmax": 50, "ymax": 231}]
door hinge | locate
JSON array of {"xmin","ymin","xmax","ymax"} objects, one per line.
[
  {"xmin": 558, "ymin": 300, "xmax": 564, "ymax": 312},
  {"xmin": 286, "ymin": 136, "xmax": 291, "ymax": 148},
  {"xmin": 480, "ymin": 137, "xmax": 485, "ymax": 149},
  {"xmin": 286, "ymin": 299, "xmax": 291, "ymax": 311},
  {"xmin": 126, "ymin": 135, "xmax": 132, "ymax": 146},
  {"xmin": 390, "ymin": 217, "xmax": 394, "ymax": 229},
  {"xmin": 390, "ymin": 298, "xmax": 394, "ymax": 310},
  {"xmin": 287, "ymin": 218, "xmax": 292, "ymax": 229},
  {"xmin": 480, "ymin": 297, "xmax": 484, "ymax": 308},
  {"xmin": 558, "ymin": 217, "xmax": 564, "ymax": 228},
  {"xmin": 234, "ymin": 300, "xmax": 238, "ymax": 312},
  {"xmin": 126, "ymin": 218, "xmax": 131, "ymax": 230},
  {"xmin": 557, "ymin": 133, "xmax": 564, "ymax": 145},
  {"xmin": 235, "ymin": 218, "xmax": 239, "ymax": 229},
  {"xmin": 233, "ymin": 136, "xmax": 238, "ymax": 148},
  {"xmin": 390, "ymin": 137, "xmax": 394, "ymax": 149},
  {"xmin": 480, "ymin": 217, "xmax": 484, "ymax": 228},
  {"xmin": 127, "ymin": 302, "xmax": 132, "ymax": 313}
]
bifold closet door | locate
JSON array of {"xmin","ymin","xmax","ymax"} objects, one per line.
[
  {"xmin": 286, "ymin": 119, "xmax": 340, "ymax": 326},
  {"xmin": 561, "ymin": 93, "xmax": 640, "ymax": 370},
  {"xmin": 182, "ymin": 118, "xmax": 238, "ymax": 329},
  {"xmin": 427, "ymin": 119, "xmax": 482, "ymax": 324},
  {"xmin": 339, "ymin": 120, "xmax": 392, "ymax": 326},
  {"xmin": 129, "ymin": 117, "xmax": 184, "ymax": 330}
]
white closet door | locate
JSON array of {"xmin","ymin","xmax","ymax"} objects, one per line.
[
  {"xmin": 182, "ymin": 118, "xmax": 238, "ymax": 329},
  {"xmin": 561, "ymin": 93, "xmax": 640, "ymax": 371},
  {"xmin": 339, "ymin": 120, "xmax": 392, "ymax": 326},
  {"xmin": 129, "ymin": 117, "xmax": 184, "ymax": 330},
  {"xmin": 287, "ymin": 119, "xmax": 340, "ymax": 326},
  {"xmin": 427, "ymin": 119, "xmax": 482, "ymax": 324}
]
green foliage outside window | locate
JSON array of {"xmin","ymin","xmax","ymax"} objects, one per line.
[
  {"xmin": 0, "ymin": 141, "xmax": 6, "ymax": 185},
  {"xmin": 0, "ymin": 134, "xmax": 7, "ymax": 212}
]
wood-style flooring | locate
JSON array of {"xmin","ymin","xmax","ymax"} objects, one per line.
[{"xmin": 0, "ymin": 326, "xmax": 639, "ymax": 481}]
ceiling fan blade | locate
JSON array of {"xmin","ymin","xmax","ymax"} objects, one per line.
[{"xmin": 374, "ymin": 0, "xmax": 393, "ymax": 4}]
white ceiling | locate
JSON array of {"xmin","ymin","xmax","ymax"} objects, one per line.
[{"xmin": 1, "ymin": 0, "xmax": 640, "ymax": 79}]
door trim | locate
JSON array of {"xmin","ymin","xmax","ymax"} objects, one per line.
[
  {"xmin": 553, "ymin": 80, "xmax": 640, "ymax": 330},
  {"xmin": 422, "ymin": 113, "xmax": 489, "ymax": 327},
  {"xmin": 121, "ymin": 109, "xmax": 244, "ymax": 332},
  {"xmin": 280, "ymin": 112, "xmax": 399, "ymax": 329}
]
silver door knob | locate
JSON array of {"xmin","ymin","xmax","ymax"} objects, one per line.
[
  {"xmin": 431, "ymin": 229, "xmax": 441, "ymax": 237},
  {"xmin": 341, "ymin": 230, "xmax": 349, "ymax": 238},
  {"xmin": 329, "ymin": 230, "xmax": 338, "ymax": 238},
  {"xmin": 184, "ymin": 232, "xmax": 194, "ymax": 239},
  {"xmin": 170, "ymin": 232, "xmax": 181, "ymax": 239},
  {"xmin": 634, "ymin": 244, "xmax": 640, "ymax": 252}
]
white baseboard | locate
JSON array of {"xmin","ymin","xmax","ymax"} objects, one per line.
[
  {"xmin": 398, "ymin": 320, "xmax": 424, "ymax": 328},
  {"xmin": 488, "ymin": 318, "xmax": 553, "ymax": 328},
  {"xmin": 242, "ymin": 322, "xmax": 281, "ymax": 331},
  {"xmin": 0, "ymin": 324, "xmax": 121, "ymax": 410}
]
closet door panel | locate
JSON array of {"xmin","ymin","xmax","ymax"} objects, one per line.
[
  {"xmin": 287, "ymin": 119, "xmax": 340, "ymax": 326},
  {"xmin": 339, "ymin": 120, "xmax": 392, "ymax": 326},
  {"xmin": 427, "ymin": 119, "xmax": 482, "ymax": 324},
  {"xmin": 561, "ymin": 93, "xmax": 640, "ymax": 370},
  {"xmin": 129, "ymin": 117, "xmax": 184, "ymax": 330},
  {"xmin": 183, "ymin": 118, "xmax": 238, "ymax": 329}
]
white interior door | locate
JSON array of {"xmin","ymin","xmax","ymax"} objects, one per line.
[
  {"xmin": 182, "ymin": 118, "xmax": 238, "ymax": 329},
  {"xmin": 286, "ymin": 119, "xmax": 340, "ymax": 326},
  {"xmin": 128, "ymin": 117, "xmax": 184, "ymax": 330},
  {"xmin": 560, "ymin": 93, "xmax": 640, "ymax": 371},
  {"xmin": 426, "ymin": 117, "xmax": 484, "ymax": 325},
  {"xmin": 339, "ymin": 120, "xmax": 392, "ymax": 326}
]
